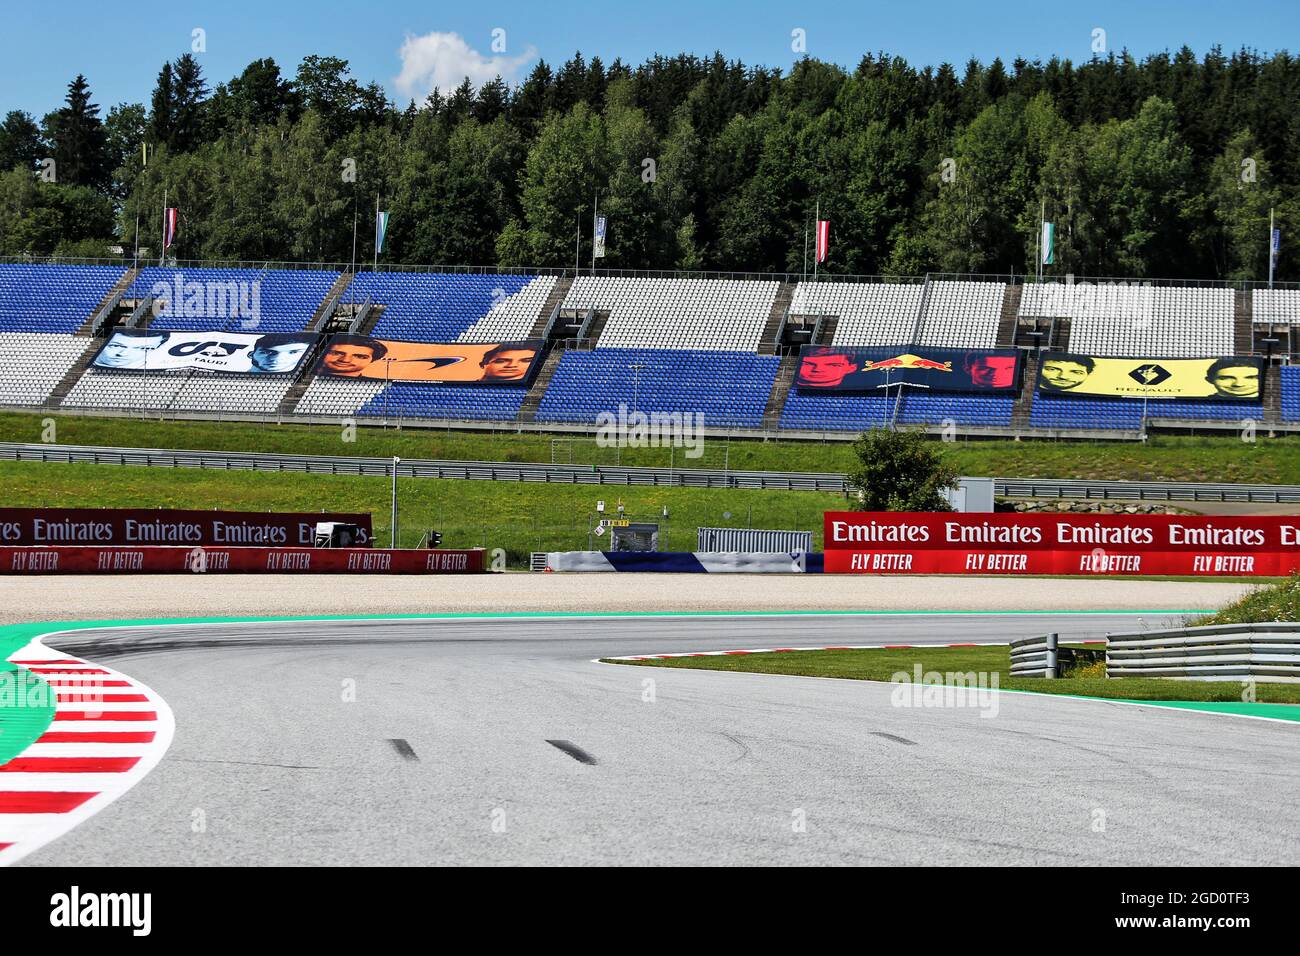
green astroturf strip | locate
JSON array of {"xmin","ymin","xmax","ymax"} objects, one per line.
[{"xmin": 0, "ymin": 661, "xmax": 56, "ymax": 765}]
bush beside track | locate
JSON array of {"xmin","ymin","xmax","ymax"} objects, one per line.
[
  {"xmin": 6, "ymin": 411, "xmax": 1300, "ymax": 484},
  {"xmin": 1199, "ymin": 574, "xmax": 1300, "ymax": 625}
]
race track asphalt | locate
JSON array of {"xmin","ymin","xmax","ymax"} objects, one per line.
[{"xmin": 20, "ymin": 613, "xmax": 1300, "ymax": 866}]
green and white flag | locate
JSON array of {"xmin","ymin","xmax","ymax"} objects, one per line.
[{"xmin": 1040, "ymin": 221, "xmax": 1055, "ymax": 265}]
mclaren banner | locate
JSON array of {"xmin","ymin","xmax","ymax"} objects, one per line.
[
  {"xmin": 1036, "ymin": 353, "xmax": 1263, "ymax": 401},
  {"xmin": 824, "ymin": 512, "xmax": 1300, "ymax": 576},
  {"xmin": 91, "ymin": 329, "xmax": 319, "ymax": 374},
  {"xmin": 795, "ymin": 346, "xmax": 1020, "ymax": 393},
  {"xmin": 314, "ymin": 336, "xmax": 544, "ymax": 385}
]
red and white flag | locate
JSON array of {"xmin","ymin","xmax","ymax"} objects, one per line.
[
  {"xmin": 815, "ymin": 219, "xmax": 830, "ymax": 263},
  {"xmin": 163, "ymin": 208, "xmax": 179, "ymax": 249}
]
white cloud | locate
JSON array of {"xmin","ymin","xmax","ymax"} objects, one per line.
[{"xmin": 394, "ymin": 31, "xmax": 537, "ymax": 99}]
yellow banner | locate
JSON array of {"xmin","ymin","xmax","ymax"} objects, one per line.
[{"xmin": 1036, "ymin": 354, "xmax": 1262, "ymax": 401}]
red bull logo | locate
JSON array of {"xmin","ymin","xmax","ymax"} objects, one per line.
[{"xmin": 861, "ymin": 353, "xmax": 953, "ymax": 373}]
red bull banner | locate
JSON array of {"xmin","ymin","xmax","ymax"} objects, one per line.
[
  {"xmin": 795, "ymin": 346, "xmax": 1020, "ymax": 393},
  {"xmin": 824, "ymin": 512, "xmax": 1300, "ymax": 576},
  {"xmin": 0, "ymin": 546, "xmax": 486, "ymax": 574}
]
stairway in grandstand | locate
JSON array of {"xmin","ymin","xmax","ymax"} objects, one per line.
[
  {"xmin": 1233, "ymin": 289, "xmax": 1253, "ymax": 354},
  {"xmin": 761, "ymin": 354, "xmax": 800, "ymax": 429},
  {"xmin": 516, "ymin": 350, "xmax": 566, "ymax": 422},
  {"xmin": 76, "ymin": 266, "xmax": 138, "ymax": 335},
  {"xmin": 996, "ymin": 284, "xmax": 1021, "ymax": 346},
  {"xmin": 528, "ymin": 275, "xmax": 574, "ymax": 338},
  {"xmin": 309, "ymin": 271, "xmax": 355, "ymax": 331},
  {"xmin": 1010, "ymin": 350, "xmax": 1038, "ymax": 429},
  {"xmin": 758, "ymin": 281, "xmax": 796, "ymax": 354}
]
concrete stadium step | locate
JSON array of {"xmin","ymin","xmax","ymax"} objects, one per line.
[
  {"xmin": 758, "ymin": 281, "xmax": 796, "ymax": 354},
  {"xmin": 528, "ymin": 275, "xmax": 574, "ymax": 339},
  {"xmin": 997, "ymin": 283, "xmax": 1022, "ymax": 347},
  {"xmin": 76, "ymin": 266, "xmax": 139, "ymax": 336},
  {"xmin": 515, "ymin": 350, "xmax": 566, "ymax": 422},
  {"xmin": 1234, "ymin": 288, "xmax": 1253, "ymax": 354},
  {"xmin": 308, "ymin": 271, "xmax": 355, "ymax": 331},
  {"xmin": 46, "ymin": 340, "xmax": 109, "ymax": 408},
  {"xmin": 575, "ymin": 310, "xmax": 610, "ymax": 349},
  {"xmin": 761, "ymin": 354, "xmax": 799, "ymax": 429},
  {"xmin": 812, "ymin": 314, "xmax": 838, "ymax": 345},
  {"xmin": 1263, "ymin": 364, "xmax": 1281, "ymax": 426},
  {"xmin": 1010, "ymin": 350, "xmax": 1039, "ymax": 429}
]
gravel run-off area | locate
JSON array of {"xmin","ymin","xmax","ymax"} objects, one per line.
[{"xmin": 0, "ymin": 573, "xmax": 1253, "ymax": 625}]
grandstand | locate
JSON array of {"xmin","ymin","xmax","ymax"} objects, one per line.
[{"xmin": 0, "ymin": 260, "xmax": 1294, "ymax": 439}]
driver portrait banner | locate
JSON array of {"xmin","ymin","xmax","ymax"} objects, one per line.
[
  {"xmin": 1036, "ymin": 353, "xmax": 1263, "ymax": 401},
  {"xmin": 90, "ymin": 329, "xmax": 319, "ymax": 375},
  {"xmin": 794, "ymin": 345, "xmax": 1020, "ymax": 393},
  {"xmin": 313, "ymin": 337, "xmax": 543, "ymax": 385}
]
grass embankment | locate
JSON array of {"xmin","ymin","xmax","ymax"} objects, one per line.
[
  {"xmin": 1198, "ymin": 574, "xmax": 1300, "ymax": 625},
  {"xmin": 5, "ymin": 411, "xmax": 1300, "ymax": 483},
  {"xmin": 0, "ymin": 460, "xmax": 836, "ymax": 562},
  {"xmin": 608, "ymin": 644, "xmax": 1300, "ymax": 705}
]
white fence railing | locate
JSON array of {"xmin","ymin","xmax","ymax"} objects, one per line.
[{"xmin": 1106, "ymin": 623, "xmax": 1300, "ymax": 683}]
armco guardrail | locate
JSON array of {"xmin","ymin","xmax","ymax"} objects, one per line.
[
  {"xmin": 1106, "ymin": 623, "xmax": 1300, "ymax": 683},
  {"xmin": 1009, "ymin": 633, "xmax": 1060, "ymax": 677},
  {"xmin": 5, "ymin": 441, "xmax": 1300, "ymax": 502},
  {"xmin": 0, "ymin": 443, "xmax": 843, "ymax": 492},
  {"xmin": 1010, "ymin": 633, "xmax": 1106, "ymax": 678},
  {"xmin": 994, "ymin": 477, "xmax": 1300, "ymax": 503}
]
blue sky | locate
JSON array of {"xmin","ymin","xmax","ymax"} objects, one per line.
[{"xmin": 2, "ymin": 0, "xmax": 1296, "ymax": 117}]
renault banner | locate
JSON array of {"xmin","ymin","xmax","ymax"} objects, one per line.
[
  {"xmin": 1035, "ymin": 353, "xmax": 1263, "ymax": 401},
  {"xmin": 90, "ymin": 329, "xmax": 318, "ymax": 375},
  {"xmin": 314, "ymin": 336, "xmax": 543, "ymax": 385},
  {"xmin": 795, "ymin": 345, "xmax": 1020, "ymax": 393}
]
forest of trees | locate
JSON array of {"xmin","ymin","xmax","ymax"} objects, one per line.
[{"xmin": 0, "ymin": 46, "xmax": 1296, "ymax": 281}]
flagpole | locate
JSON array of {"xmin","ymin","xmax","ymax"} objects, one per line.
[
  {"xmin": 575, "ymin": 211, "xmax": 580, "ymax": 277},
  {"xmin": 1269, "ymin": 206, "xmax": 1275, "ymax": 289},
  {"xmin": 813, "ymin": 200, "xmax": 819, "ymax": 281},
  {"xmin": 160, "ymin": 187, "xmax": 167, "ymax": 267},
  {"xmin": 591, "ymin": 192, "xmax": 598, "ymax": 276},
  {"xmin": 374, "ymin": 193, "xmax": 380, "ymax": 271},
  {"xmin": 351, "ymin": 195, "xmax": 358, "ymax": 275}
]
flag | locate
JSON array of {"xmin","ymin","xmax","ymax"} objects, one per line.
[
  {"xmin": 593, "ymin": 216, "xmax": 607, "ymax": 259},
  {"xmin": 163, "ymin": 208, "xmax": 178, "ymax": 249},
  {"xmin": 815, "ymin": 220, "xmax": 830, "ymax": 263},
  {"xmin": 1041, "ymin": 221, "xmax": 1055, "ymax": 265},
  {"xmin": 375, "ymin": 211, "xmax": 390, "ymax": 254},
  {"xmin": 1271, "ymin": 228, "xmax": 1281, "ymax": 269}
]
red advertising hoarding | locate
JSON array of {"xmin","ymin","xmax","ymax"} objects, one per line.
[
  {"xmin": 824, "ymin": 512, "xmax": 1300, "ymax": 576},
  {"xmin": 0, "ymin": 508, "xmax": 374, "ymax": 548},
  {"xmin": 0, "ymin": 546, "xmax": 485, "ymax": 574}
]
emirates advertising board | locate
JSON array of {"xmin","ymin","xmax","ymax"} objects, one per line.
[{"xmin": 824, "ymin": 512, "xmax": 1300, "ymax": 576}]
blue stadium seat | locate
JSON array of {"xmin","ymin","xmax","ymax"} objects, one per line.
[
  {"xmin": 354, "ymin": 382, "xmax": 526, "ymax": 421},
  {"xmin": 130, "ymin": 267, "xmax": 337, "ymax": 332},
  {"xmin": 536, "ymin": 348, "xmax": 779, "ymax": 429},
  {"xmin": 0, "ymin": 264, "xmax": 126, "ymax": 333},
  {"xmin": 349, "ymin": 272, "xmax": 543, "ymax": 342},
  {"xmin": 780, "ymin": 390, "xmax": 1014, "ymax": 430}
]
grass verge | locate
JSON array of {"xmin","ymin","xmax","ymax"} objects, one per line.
[
  {"xmin": 0, "ymin": 459, "xmax": 837, "ymax": 564},
  {"xmin": 6, "ymin": 410, "xmax": 1300, "ymax": 483},
  {"xmin": 606, "ymin": 645, "xmax": 1300, "ymax": 705}
]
